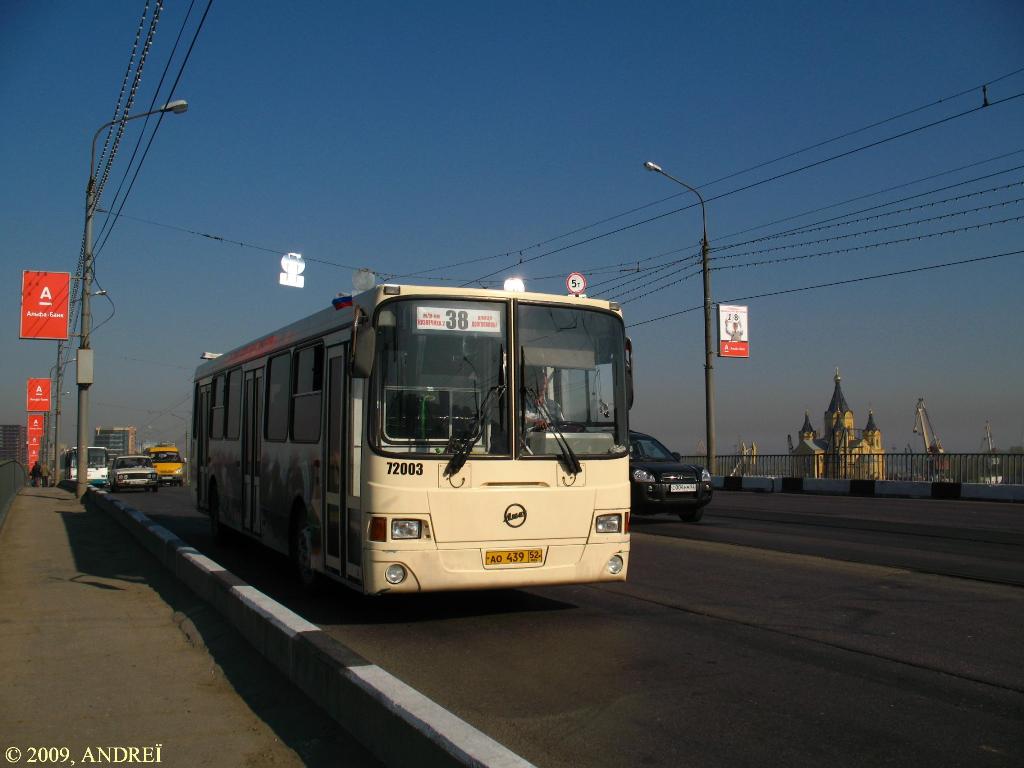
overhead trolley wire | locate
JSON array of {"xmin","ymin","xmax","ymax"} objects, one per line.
[
  {"xmin": 391, "ymin": 66, "xmax": 1024, "ymax": 283},
  {"xmin": 456, "ymin": 88, "xmax": 1024, "ymax": 287},
  {"xmin": 626, "ymin": 249, "xmax": 1024, "ymax": 328},
  {"xmin": 537, "ymin": 159, "xmax": 1024, "ymax": 297},
  {"xmin": 93, "ymin": 0, "xmax": 214, "ymax": 261}
]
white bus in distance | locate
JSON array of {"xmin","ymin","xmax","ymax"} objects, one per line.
[
  {"xmin": 62, "ymin": 446, "xmax": 110, "ymax": 487},
  {"xmin": 192, "ymin": 283, "xmax": 633, "ymax": 594}
]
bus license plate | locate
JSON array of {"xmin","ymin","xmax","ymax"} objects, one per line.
[
  {"xmin": 670, "ymin": 483, "xmax": 697, "ymax": 493},
  {"xmin": 484, "ymin": 549, "xmax": 543, "ymax": 566}
]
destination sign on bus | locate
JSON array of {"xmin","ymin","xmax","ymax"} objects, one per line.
[{"xmin": 416, "ymin": 306, "xmax": 502, "ymax": 333}]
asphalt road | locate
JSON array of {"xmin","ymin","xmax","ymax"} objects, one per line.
[{"xmin": 123, "ymin": 487, "xmax": 1024, "ymax": 768}]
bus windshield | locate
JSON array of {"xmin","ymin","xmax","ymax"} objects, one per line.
[
  {"xmin": 518, "ymin": 303, "xmax": 628, "ymax": 458},
  {"xmin": 372, "ymin": 299, "xmax": 509, "ymax": 456}
]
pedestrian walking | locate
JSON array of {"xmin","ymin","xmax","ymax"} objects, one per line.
[
  {"xmin": 29, "ymin": 461, "xmax": 42, "ymax": 487},
  {"xmin": 40, "ymin": 462, "xmax": 51, "ymax": 487}
]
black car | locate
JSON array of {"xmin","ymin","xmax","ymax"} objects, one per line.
[{"xmin": 629, "ymin": 430, "xmax": 712, "ymax": 522}]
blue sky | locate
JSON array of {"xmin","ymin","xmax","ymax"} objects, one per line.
[{"xmin": 2, "ymin": 0, "xmax": 1022, "ymax": 454}]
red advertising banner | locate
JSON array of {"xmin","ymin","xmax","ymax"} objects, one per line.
[
  {"xmin": 20, "ymin": 271, "xmax": 71, "ymax": 340},
  {"xmin": 27, "ymin": 378, "xmax": 51, "ymax": 411},
  {"xmin": 27, "ymin": 413, "xmax": 44, "ymax": 437},
  {"xmin": 28, "ymin": 446, "xmax": 40, "ymax": 466},
  {"xmin": 718, "ymin": 304, "xmax": 750, "ymax": 358}
]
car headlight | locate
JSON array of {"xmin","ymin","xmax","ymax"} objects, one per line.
[
  {"xmin": 391, "ymin": 519, "xmax": 422, "ymax": 539},
  {"xmin": 632, "ymin": 468, "xmax": 655, "ymax": 482},
  {"xmin": 595, "ymin": 513, "xmax": 622, "ymax": 533},
  {"xmin": 701, "ymin": 468, "xmax": 711, "ymax": 482}
]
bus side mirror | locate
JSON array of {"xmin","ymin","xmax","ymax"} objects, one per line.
[
  {"xmin": 625, "ymin": 337, "xmax": 634, "ymax": 410},
  {"xmin": 351, "ymin": 309, "xmax": 375, "ymax": 378}
]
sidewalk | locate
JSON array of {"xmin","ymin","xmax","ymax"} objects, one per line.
[{"xmin": 0, "ymin": 486, "xmax": 379, "ymax": 767}]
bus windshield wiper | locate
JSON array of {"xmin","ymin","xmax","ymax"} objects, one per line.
[
  {"xmin": 525, "ymin": 384, "xmax": 582, "ymax": 476},
  {"xmin": 443, "ymin": 384, "xmax": 506, "ymax": 478}
]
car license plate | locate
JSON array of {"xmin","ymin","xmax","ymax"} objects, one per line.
[
  {"xmin": 670, "ymin": 483, "xmax": 697, "ymax": 493},
  {"xmin": 484, "ymin": 548, "xmax": 543, "ymax": 566}
]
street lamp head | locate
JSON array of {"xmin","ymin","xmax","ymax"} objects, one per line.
[
  {"xmin": 643, "ymin": 161, "xmax": 663, "ymax": 173},
  {"xmin": 161, "ymin": 99, "xmax": 188, "ymax": 114}
]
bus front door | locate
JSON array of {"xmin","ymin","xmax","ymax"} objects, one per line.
[
  {"xmin": 324, "ymin": 346, "xmax": 347, "ymax": 576},
  {"xmin": 196, "ymin": 385, "xmax": 210, "ymax": 508},
  {"xmin": 242, "ymin": 369, "xmax": 263, "ymax": 535}
]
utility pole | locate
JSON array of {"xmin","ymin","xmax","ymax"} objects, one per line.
[{"xmin": 644, "ymin": 161, "xmax": 716, "ymax": 473}]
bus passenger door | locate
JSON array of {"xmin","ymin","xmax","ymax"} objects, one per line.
[
  {"xmin": 196, "ymin": 385, "xmax": 211, "ymax": 508},
  {"xmin": 324, "ymin": 345, "xmax": 347, "ymax": 575},
  {"xmin": 242, "ymin": 369, "xmax": 263, "ymax": 535}
]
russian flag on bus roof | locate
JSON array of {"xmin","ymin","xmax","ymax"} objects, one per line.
[{"xmin": 332, "ymin": 294, "xmax": 353, "ymax": 310}]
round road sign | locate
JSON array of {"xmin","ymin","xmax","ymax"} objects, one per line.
[{"xmin": 566, "ymin": 272, "xmax": 587, "ymax": 295}]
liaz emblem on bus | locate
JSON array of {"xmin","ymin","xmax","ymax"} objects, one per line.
[{"xmin": 416, "ymin": 306, "xmax": 501, "ymax": 333}]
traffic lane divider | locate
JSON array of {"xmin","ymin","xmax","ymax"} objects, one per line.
[
  {"xmin": 711, "ymin": 477, "xmax": 1023, "ymax": 502},
  {"xmin": 82, "ymin": 488, "xmax": 536, "ymax": 768}
]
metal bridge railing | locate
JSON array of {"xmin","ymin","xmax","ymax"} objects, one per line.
[
  {"xmin": 1, "ymin": 459, "xmax": 28, "ymax": 525},
  {"xmin": 673, "ymin": 453, "xmax": 1024, "ymax": 484}
]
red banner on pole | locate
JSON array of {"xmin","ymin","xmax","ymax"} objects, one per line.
[
  {"xmin": 27, "ymin": 378, "xmax": 51, "ymax": 411},
  {"xmin": 28, "ymin": 446, "xmax": 40, "ymax": 466},
  {"xmin": 20, "ymin": 271, "xmax": 71, "ymax": 340},
  {"xmin": 27, "ymin": 413, "xmax": 44, "ymax": 437}
]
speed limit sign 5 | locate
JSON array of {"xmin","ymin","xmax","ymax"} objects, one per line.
[{"xmin": 566, "ymin": 272, "xmax": 587, "ymax": 295}]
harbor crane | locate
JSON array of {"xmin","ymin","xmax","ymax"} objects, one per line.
[{"xmin": 913, "ymin": 398, "xmax": 944, "ymax": 454}]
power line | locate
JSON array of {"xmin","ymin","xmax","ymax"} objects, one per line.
[
  {"xmin": 94, "ymin": 209, "xmax": 369, "ymax": 271},
  {"xmin": 713, "ymin": 199, "xmax": 1024, "ymax": 263},
  {"xmin": 93, "ymin": 0, "xmax": 214, "ymax": 260},
  {"xmin": 532, "ymin": 159, "xmax": 1024, "ymax": 297},
  {"xmin": 626, "ymin": 249, "xmax": 1024, "ymax": 328},
  {"xmin": 388, "ymin": 67, "xmax": 1024, "ymax": 282},
  {"xmin": 457, "ymin": 89, "xmax": 1024, "ymax": 286}
]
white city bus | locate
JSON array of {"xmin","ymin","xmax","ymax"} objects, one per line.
[
  {"xmin": 192, "ymin": 284, "xmax": 632, "ymax": 594},
  {"xmin": 62, "ymin": 446, "xmax": 110, "ymax": 487}
]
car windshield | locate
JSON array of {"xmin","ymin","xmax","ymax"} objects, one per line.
[
  {"xmin": 151, "ymin": 452, "xmax": 181, "ymax": 462},
  {"xmin": 372, "ymin": 298, "xmax": 509, "ymax": 456},
  {"xmin": 630, "ymin": 434, "xmax": 676, "ymax": 461},
  {"xmin": 117, "ymin": 457, "xmax": 152, "ymax": 468}
]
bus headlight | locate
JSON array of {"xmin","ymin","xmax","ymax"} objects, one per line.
[
  {"xmin": 391, "ymin": 519, "xmax": 422, "ymax": 539},
  {"xmin": 595, "ymin": 513, "xmax": 622, "ymax": 533},
  {"xmin": 385, "ymin": 564, "xmax": 407, "ymax": 584},
  {"xmin": 606, "ymin": 555, "xmax": 624, "ymax": 575}
]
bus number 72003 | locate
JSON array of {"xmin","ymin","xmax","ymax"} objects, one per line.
[{"xmin": 387, "ymin": 462, "xmax": 424, "ymax": 476}]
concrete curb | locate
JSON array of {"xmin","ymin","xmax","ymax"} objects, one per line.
[
  {"xmin": 84, "ymin": 489, "xmax": 535, "ymax": 768},
  {"xmin": 711, "ymin": 476, "xmax": 1024, "ymax": 502}
]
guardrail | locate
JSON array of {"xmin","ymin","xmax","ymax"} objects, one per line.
[
  {"xmin": 674, "ymin": 453, "xmax": 1024, "ymax": 484},
  {"xmin": 1, "ymin": 459, "xmax": 28, "ymax": 530}
]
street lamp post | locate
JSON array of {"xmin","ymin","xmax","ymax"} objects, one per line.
[
  {"xmin": 76, "ymin": 100, "xmax": 188, "ymax": 498},
  {"xmin": 643, "ymin": 161, "xmax": 716, "ymax": 473}
]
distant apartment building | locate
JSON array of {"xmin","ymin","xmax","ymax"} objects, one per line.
[
  {"xmin": 94, "ymin": 426, "xmax": 137, "ymax": 457},
  {"xmin": 0, "ymin": 424, "xmax": 28, "ymax": 466}
]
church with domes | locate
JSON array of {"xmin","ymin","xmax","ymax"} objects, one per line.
[{"xmin": 789, "ymin": 370, "xmax": 885, "ymax": 479}]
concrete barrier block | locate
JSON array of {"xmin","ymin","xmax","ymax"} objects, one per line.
[
  {"xmin": 803, "ymin": 479, "xmax": 851, "ymax": 495},
  {"xmin": 960, "ymin": 484, "xmax": 1024, "ymax": 502},
  {"xmin": 875, "ymin": 481, "xmax": 932, "ymax": 498},
  {"xmin": 742, "ymin": 477, "xmax": 774, "ymax": 493},
  {"xmin": 781, "ymin": 477, "xmax": 803, "ymax": 493}
]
